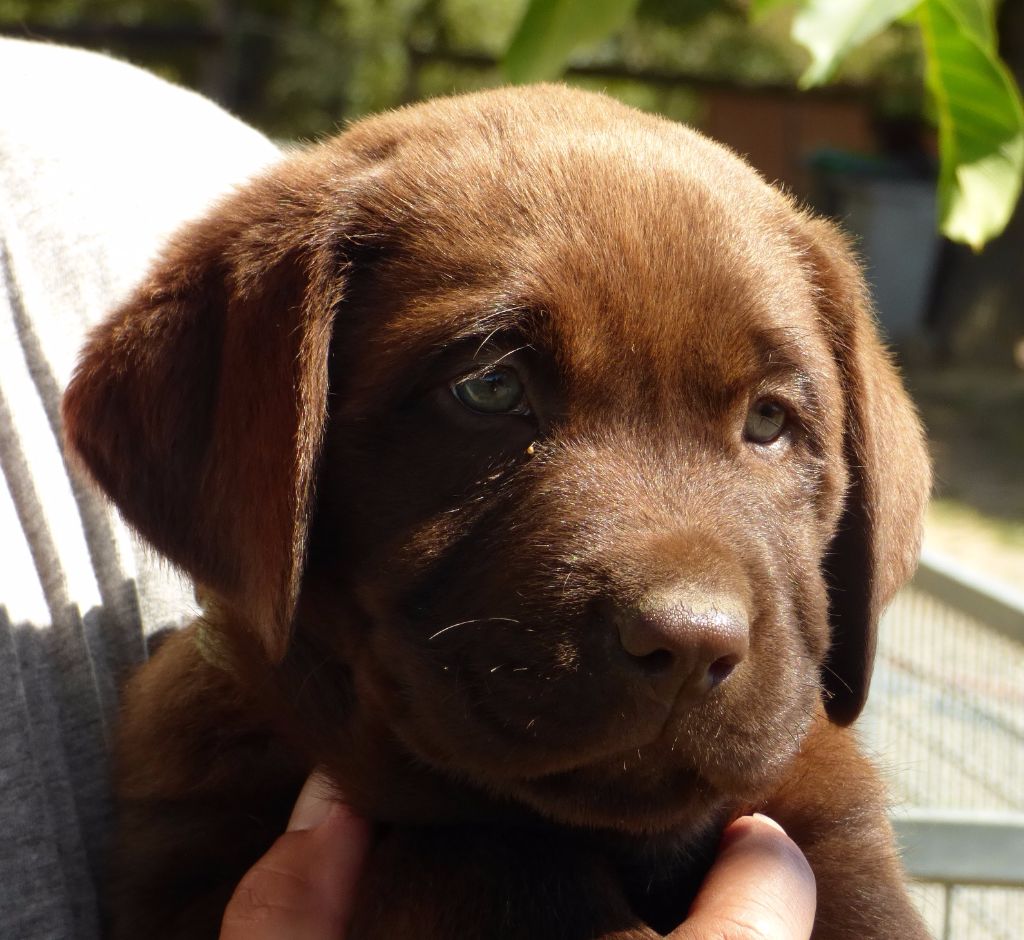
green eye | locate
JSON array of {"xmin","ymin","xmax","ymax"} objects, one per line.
[
  {"xmin": 451, "ymin": 367, "xmax": 528, "ymax": 415},
  {"xmin": 744, "ymin": 399, "xmax": 787, "ymax": 444}
]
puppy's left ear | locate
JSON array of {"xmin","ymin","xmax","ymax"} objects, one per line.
[
  {"xmin": 793, "ymin": 213, "xmax": 931, "ymax": 725},
  {"xmin": 62, "ymin": 164, "xmax": 350, "ymax": 662}
]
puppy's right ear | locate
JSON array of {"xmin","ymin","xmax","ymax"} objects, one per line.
[{"xmin": 62, "ymin": 162, "xmax": 353, "ymax": 662}]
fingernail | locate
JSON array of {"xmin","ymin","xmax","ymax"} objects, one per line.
[
  {"xmin": 287, "ymin": 771, "xmax": 336, "ymax": 831},
  {"xmin": 752, "ymin": 812, "xmax": 786, "ymax": 834}
]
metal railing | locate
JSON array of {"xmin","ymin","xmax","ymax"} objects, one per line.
[{"xmin": 866, "ymin": 548, "xmax": 1024, "ymax": 940}]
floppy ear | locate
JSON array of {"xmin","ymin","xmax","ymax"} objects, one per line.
[
  {"xmin": 795, "ymin": 214, "xmax": 931, "ymax": 725},
  {"xmin": 62, "ymin": 166, "xmax": 348, "ymax": 662}
]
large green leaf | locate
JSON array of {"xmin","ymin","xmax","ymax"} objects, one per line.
[
  {"xmin": 791, "ymin": 0, "xmax": 921, "ymax": 87},
  {"xmin": 917, "ymin": 0, "xmax": 1024, "ymax": 248},
  {"xmin": 935, "ymin": 0, "xmax": 996, "ymax": 48},
  {"xmin": 502, "ymin": 0, "xmax": 640, "ymax": 84}
]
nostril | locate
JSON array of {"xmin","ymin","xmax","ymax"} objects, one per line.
[
  {"xmin": 630, "ymin": 647, "xmax": 675, "ymax": 676},
  {"xmin": 708, "ymin": 654, "xmax": 739, "ymax": 689}
]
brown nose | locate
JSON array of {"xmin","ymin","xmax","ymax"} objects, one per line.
[{"xmin": 613, "ymin": 590, "xmax": 749, "ymax": 701}]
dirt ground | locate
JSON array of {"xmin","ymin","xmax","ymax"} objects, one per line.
[{"xmin": 905, "ymin": 367, "xmax": 1024, "ymax": 590}]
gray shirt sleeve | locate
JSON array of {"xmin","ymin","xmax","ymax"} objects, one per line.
[{"xmin": 0, "ymin": 38, "xmax": 279, "ymax": 938}]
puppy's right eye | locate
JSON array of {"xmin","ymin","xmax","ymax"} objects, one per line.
[{"xmin": 451, "ymin": 367, "xmax": 530, "ymax": 415}]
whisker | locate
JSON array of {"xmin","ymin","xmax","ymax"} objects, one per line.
[
  {"xmin": 490, "ymin": 343, "xmax": 533, "ymax": 365},
  {"xmin": 427, "ymin": 616, "xmax": 521, "ymax": 642},
  {"xmin": 473, "ymin": 329, "xmax": 502, "ymax": 358},
  {"xmin": 819, "ymin": 662, "xmax": 853, "ymax": 695}
]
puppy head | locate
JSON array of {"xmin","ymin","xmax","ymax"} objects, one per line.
[{"xmin": 63, "ymin": 86, "xmax": 930, "ymax": 832}]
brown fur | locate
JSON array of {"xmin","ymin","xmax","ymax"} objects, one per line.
[{"xmin": 62, "ymin": 85, "xmax": 931, "ymax": 938}]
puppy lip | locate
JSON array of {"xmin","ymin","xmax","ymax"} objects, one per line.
[
  {"xmin": 400, "ymin": 644, "xmax": 743, "ymax": 776},
  {"xmin": 402, "ymin": 679, "xmax": 675, "ymax": 783}
]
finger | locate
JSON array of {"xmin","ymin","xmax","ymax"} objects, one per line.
[
  {"xmin": 221, "ymin": 780, "xmax": 372, "ymax": 940},
  {"xmin": 288, "ymin": 771, "xmax": 340, "ymax": 832},
  {"xmin": 669, "ymin": 814, "xmax": 816, "ymax": 940}
]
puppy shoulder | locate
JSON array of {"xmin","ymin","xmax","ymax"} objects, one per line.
[{"xmin": 115, "ymin": 625, "xmax": 298, "ymax": 802}]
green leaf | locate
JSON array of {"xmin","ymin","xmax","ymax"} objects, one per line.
[
  {"xmin": 792, "ymin": 0, "xmax": 922, "ymax": 87},
  {"xmin": 917, "ymin": 0, "xmax": 1024, "ymax": 248},
  {"xmin": 937, "ymin": 0, "xmax": 996, "ymax": 48},
  {"xmin": 502, "ymin": 0, "xmax": 640, "ymax": 84},
  {"xmin": 749, "ymin": 0, "xmax": 794, "ymax": 19}
]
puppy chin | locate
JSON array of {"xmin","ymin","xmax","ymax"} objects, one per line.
[
  {"xmin": 522, "ymin": 695, "xmax": 817, "ymax": 833},
  {"xmin": 507, "ymin": 723, "xmax": 811, "ymax": 835},
  {"xmin": 512, "ymin": 762, "xmax": 720, "ymax": 835},
  {"xmin": 390, "ymin": 718, "xmax": 721, "ymax": 834},
  {"xmin": 379, "ymin": 687, "xmax": 813, "ymax": 836}
]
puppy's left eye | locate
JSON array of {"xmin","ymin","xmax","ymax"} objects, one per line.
[
  {"xmin": 744, "ymin": 399, "xmax": 787, "ymax": 444},
  {"xmin": 451, "ymin": 367, "xmax": 530, "ymax": 415}
]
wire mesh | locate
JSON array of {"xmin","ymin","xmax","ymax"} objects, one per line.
[{"xmin": 864, "ymin": 582, "xmax": 1024, "ymax": 939}]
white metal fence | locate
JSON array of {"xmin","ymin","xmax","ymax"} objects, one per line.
[{"xmin": 864, "ymin": 549, "xmax": 1024, "ymax": 940}]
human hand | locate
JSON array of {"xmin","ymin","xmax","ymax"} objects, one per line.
[
  {"xmin": 671, "ymin": 813, "xmax": 816, "ymax": 939},
  {"xmin": 220, "ymin": 773, "xmax": 371, "ymax": 940},
  {"xmin": 219, "ymin": 784, "xmax": 811, "ymax": 940}
]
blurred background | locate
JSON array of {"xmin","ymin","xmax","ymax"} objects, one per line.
[{"xmin": 1, "ymin": 2, "xmax": 1021, "ymax": 938}]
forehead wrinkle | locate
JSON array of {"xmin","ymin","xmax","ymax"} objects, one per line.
[
  {"xmin": 335, "ymin": 295, "xmax": 546, "ymax": 424},
  {"xmin": 373, "ymin": 288, "xmax": 525, "ymax": 355},
  {"xmin": 752, "ymin": 325, "xmax": 820, "ymax": 374},
  {"xmin": 448, "ymin": 303, "xmax": 543, "ymax": 351},
  {"xmin": 532, "ymin": 292, "xmax": 828, "ymax": 431},
  {"xmin": 513, "ymin": 225, "xmax": 728, "ymax": 396},
  {"xmin": 528, "ymin": 251, "xmax": 766, "ymax": 403},
  {"xmin": 351, "ymin": 96, "xmax": 824, "ymax": 415}
]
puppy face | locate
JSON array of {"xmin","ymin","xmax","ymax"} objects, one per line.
[{"xmin": 63, "ymin": 86, "xmax": 930, "ymax": 834}]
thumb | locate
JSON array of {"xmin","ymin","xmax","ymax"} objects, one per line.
[
  {"xmin": 670, "ymin": 814, "xmax": 816, "ymax": 940},
  {"xmin": 221, "ymin": 773, "xmax": 372, "ymax": 940}
]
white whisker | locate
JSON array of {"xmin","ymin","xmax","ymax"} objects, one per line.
[{"xmin": 427, "ymin": 616, "xmax": 521, "ymax": 642}]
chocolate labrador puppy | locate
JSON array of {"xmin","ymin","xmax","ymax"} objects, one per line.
[{"xmin": 63, "ymin": 85, "xmax": 931, "ymax": 939}]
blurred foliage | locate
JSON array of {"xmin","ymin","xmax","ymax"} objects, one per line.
[
  {"xmin": 914, "ymin": 0, "xmax": 1023, "ymax": 248},
  {"xmin": 503, "ymin": 0, "xmax": 641, "ymax": 82},
  {"xmin": 0, "ymin": 0, "xmax": 205, "ymax": 19},
  {"xmin": 757, "ymin": 0, "xmax": 1023, "ymax": 247},
  {"xmin": 0, "ymin": 0, "xmax": 927, "ymax": 139},
  {"xmin": 503, "ymin": 0, "xmax": 1021, "ymax": 246}
]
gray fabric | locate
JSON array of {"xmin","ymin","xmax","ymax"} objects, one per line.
[{"xmin": 0, "ymin": 38, "xmax": 279, "ymax": 939}]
